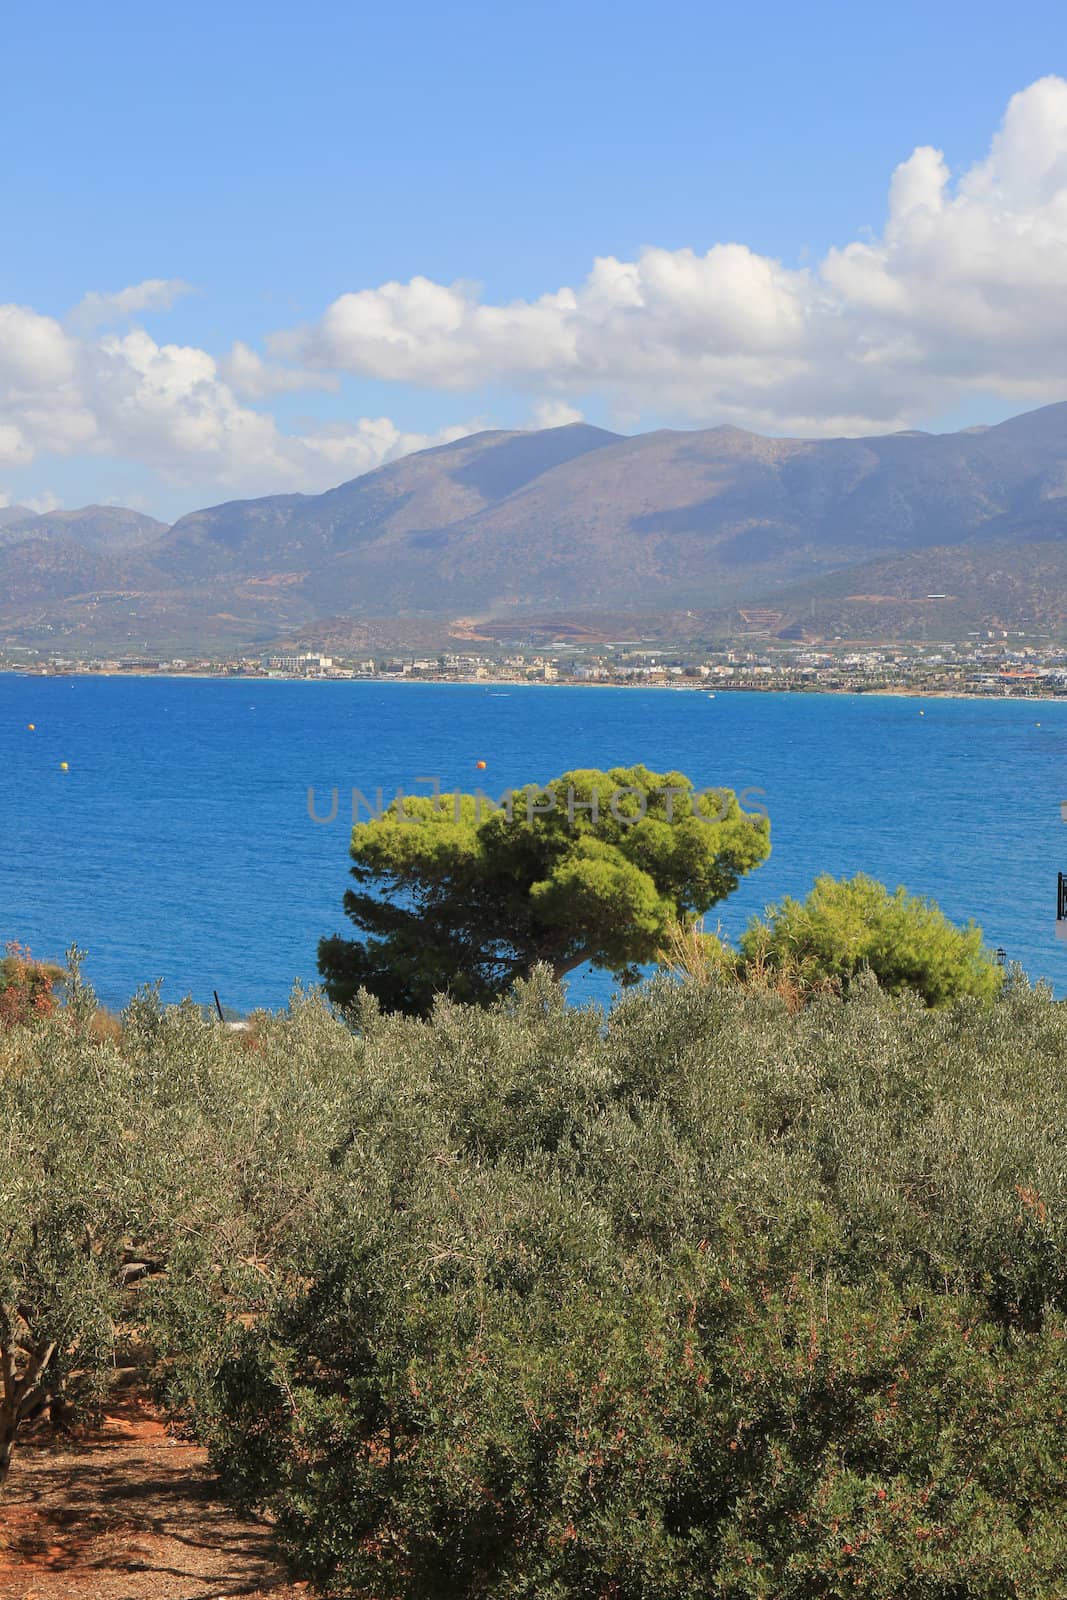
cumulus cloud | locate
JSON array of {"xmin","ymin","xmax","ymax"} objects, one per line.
[
  {"xmin": 528, "ymin": 399, "xmax": 585, "ymax": 428},
  {"xmin": 68, "ymin": 278, "xmax": 194, "ymax": 332},
  {"xmin": 5, "ymin": 78, "xmax": 1067, "ymax": 513},
  {"xmin": 220, "ymin": 340, "xmax": 340, "ymax": 400},
  {"xmin": 22, "ymin": 490, "xmax": 61, "ymax": 514},
  {"xmin": 0, "ymin": 305, "xmax": 475, "ymax": 498},
  {"xmin": 0, "ymin": 423, "xmax": 34, "ymax": 467},
  {"xmin": 270, "ymin": 76, "xmax": 1067, "ymax": 434},
  {"xmin": 0, "ymin": 488, "xmax": 57, "ymax": 515}
]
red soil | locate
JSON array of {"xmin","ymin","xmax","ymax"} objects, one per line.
[{"xmin": 0, "ymin": 1399, "xmax": 307, "ymax": 1599}]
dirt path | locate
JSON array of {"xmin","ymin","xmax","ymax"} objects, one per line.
[{"xmin": 0, "ymin": 1400, "xmax": 307, "ymax": 1599}]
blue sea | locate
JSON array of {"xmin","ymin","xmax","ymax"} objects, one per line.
[{"xmin": 2, "ymin": 674, "xmax": 1066, "ymax": 1010}]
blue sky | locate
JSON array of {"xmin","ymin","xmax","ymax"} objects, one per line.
[{"xmin": 2, "ymin": 0, "xmax": 1067, "ymax": 519}]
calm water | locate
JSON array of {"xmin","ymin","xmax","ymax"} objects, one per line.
[{"xmin": 2, "ymin": 675, "xmax": 1066, "ymax": 1010}]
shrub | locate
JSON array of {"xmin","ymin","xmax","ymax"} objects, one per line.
[
  {"xmin": 738, "ymin": 873, "xmax": 1003, "ymax": 1007},
  {"xmin": 169, "ymin": 971, "xmax": 1067, "ymax": 1597},
  {"xmin": 0, "ymin": 943, "xmax": 61, "ymax": 1028},
  {"xmin": 0, "ymin": 974, "xmax": 363, "ymax": 1483},
  {"xmin": 0, "ymin": 1005, "xmax": 143, "ymax": 1478},
  {"xmin": 5, "ymin": 959, "xmax": 1066, "ymax": 1590},
  {"xmin": 658, "ymin": 916, "xmax": 842, "ymax": 1011}
]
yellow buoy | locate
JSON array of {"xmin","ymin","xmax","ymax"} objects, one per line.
[
  {"xmin": 27, "ymin": 723, "xmax": 35, "ymax": 731},
  {"xmin": 59, "ymin": 761, "xmax": 69, "ymax": 772}
]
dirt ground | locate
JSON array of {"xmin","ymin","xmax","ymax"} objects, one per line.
[{"xmin": 0, "ymin": 1399, "xmax": 308, "ymax": 1599}]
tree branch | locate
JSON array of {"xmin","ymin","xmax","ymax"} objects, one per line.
[{"xmin": 15, "ymin": 1340, "xmax": 57, "ymax": 1421}]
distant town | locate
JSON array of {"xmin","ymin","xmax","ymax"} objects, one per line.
[{"xmin": 7, "ymin": 634, "xmax": 1067, "ymax": 696}]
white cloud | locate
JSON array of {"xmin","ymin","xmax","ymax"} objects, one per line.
[
  {"xmin": 0, "ymin": 423, "xmax": 34, "ymax": 467},
  {"xmin": 22, "ymin": 490, "xmax": 61, "ymax": 514},
  {"xmin": 219, "ymin": 340, "xmax": 340, "ymax": 400},
  {"xmin": 5, "ymin": 78, "xmax": 1067, "ymax": 514},
  {"xmin": 528, "ymin": 399, "xmax": 585, "ymax": 429},
  {"xmin": 270, "ymin": 76, "xmax": 1067, "ymax": 434},
  {"xmin": 0, "ymin": 488, "xmax": 56, "ymax": 514},
  {"xmin": 272, "ymin": 276, "xmax": 582, "ymax": 389},
  {"xmin": 0, "ymin": 306, "xmax": 477, "ymax": 499},
  {"xmin": 68, "ymin": 279, "xmax": 194, "ymax": 332}
]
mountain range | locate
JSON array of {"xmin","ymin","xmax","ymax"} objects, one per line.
[{"xmin": 4, "ymin": 401, "xmax": 1067, "ymax": 652}]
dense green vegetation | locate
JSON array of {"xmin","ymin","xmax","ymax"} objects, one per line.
[
  {"xmin": 733, "ymin": 873, "xmax": 1004, "ymax": 1007},
  {"xmin": 3, "ymin": 956, "xmax": 1066, "ymax": 1596},
  {"xmin": 319, "ymin": 766, "xmax": 770, "ymax": 1015}
]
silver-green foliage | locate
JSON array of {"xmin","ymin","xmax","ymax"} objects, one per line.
[
  {"xmin": 183, "ymin": 972, "xmax": 1067, "ymax": 1596},
  {"xmin": 5, "ymin": 969, "xmax": 1067, "ymax": 1594},
  {"xmin": 0, "ymin": 981, "xmax": 359, "ymax": 1482}
]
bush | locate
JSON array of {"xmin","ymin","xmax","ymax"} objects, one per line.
[
  {"xmin": 0, "ymin": 943, "xmax": 61, "ymax": 1028},
  {"xmin": 165, "ymin": 971, "xmax": 1067, "ymax": 1597},
  {"xmin": 738, "ymin": 873, "xmax": 1003, "ymax": 1007},
  {"xmin": 5, "ymin": 961, "xmax": 1066, "ymax": 1592},
  {"xmin": 0, "ymin": 976, "xmax": 359, "ymax": 1482},
  {"xmin": 0, "ymin": 996, "xmax": 144, "ymax": 1478}
]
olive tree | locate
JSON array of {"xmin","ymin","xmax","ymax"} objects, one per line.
[
  {"xmin": 0, "ymin": 1009, "xmax": 149, "ymax": 1482},
  {"xmin": 0, "ymin": 977, "xmax": 362, "ymax": 1487}
]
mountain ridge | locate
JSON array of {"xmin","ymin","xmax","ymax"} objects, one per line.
[{"xmin": 4, "ymin": 404, "xmax": 1067, "ymax": 650}]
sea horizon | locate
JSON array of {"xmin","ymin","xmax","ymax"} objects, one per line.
[{"xmin": 3, "ymin": 672, "xmax": 1064, "ymax": 1011}]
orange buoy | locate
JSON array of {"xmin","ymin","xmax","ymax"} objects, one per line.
[
  {"xmin": 27, "ymin": 723, "xmax": 35, "ymax": 731},
  {"xmin": 476, "ymin": 759, "xmax": 487, "ymax": 769}
]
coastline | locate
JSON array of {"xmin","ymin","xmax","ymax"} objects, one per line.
[{"xmin": 3, "ymin": 668, "xmax": 1065, "ymax": 703}]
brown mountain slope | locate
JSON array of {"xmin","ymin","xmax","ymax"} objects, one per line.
[
  {"xmin": 757, "ymin": 538, "xmax": 1067, "ymax": 640},
  {"xmin": 0, "ymin": 506, "xmax": 166, "ymax": 552},
  {"xmin": 155, "ymin": 423, "xmax": 622, "ymax": 581},
  {"xmin": 5, "ymin": 403, "xmax": 1067, "ymax": 649},
  {"xmin": 0, "ymin": 505, "xmax": 36, "ymax": 531},
  {"xmin": 153, "ymin": 404, "xmax": 1067, "ymax": 616}
]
